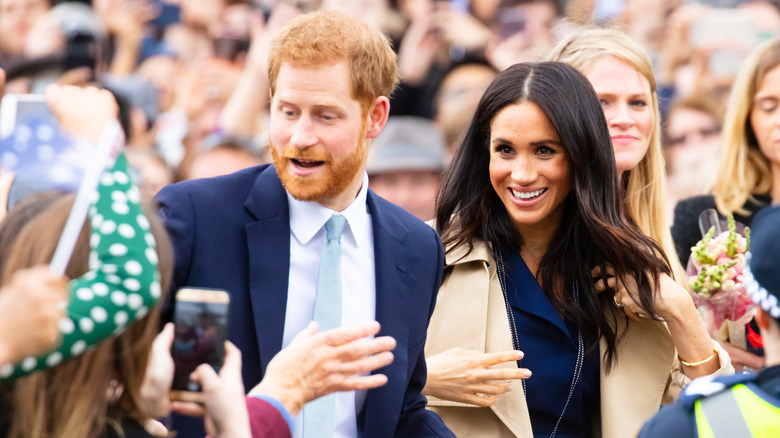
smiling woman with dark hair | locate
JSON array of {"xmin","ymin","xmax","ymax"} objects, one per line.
[{"xmin": 423, "ymin": 61, "xmax": 732, "ymax": 438}]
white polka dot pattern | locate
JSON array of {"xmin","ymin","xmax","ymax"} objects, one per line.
[{"xmin": 2, "ymin": 153, "xmax": 162, "ymax": 381}]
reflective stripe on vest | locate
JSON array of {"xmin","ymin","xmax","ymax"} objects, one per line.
[{"xmin": 695, "ymin": 384, "xmax": 780, "ymax": 438}]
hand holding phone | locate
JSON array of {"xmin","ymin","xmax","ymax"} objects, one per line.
[{"xmin": 170, "ymin": 287, "xmax": 231, "ymax": 403}]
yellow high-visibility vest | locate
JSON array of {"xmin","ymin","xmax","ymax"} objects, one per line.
[{"xmin": 695, "ymin": 384, "xmax": 780, "ymax": 438}]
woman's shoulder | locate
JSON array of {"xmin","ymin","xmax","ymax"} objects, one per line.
[
  {"xmin": 444, "ymin": 238, "xmax": 492, "ymax": 267},
  {"xmin": 673, "ymin": 195, "xmax": 717, "ymax": 220}
]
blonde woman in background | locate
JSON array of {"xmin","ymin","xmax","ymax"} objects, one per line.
[
  {"xmin": 672, "ymin": 36, "xmax": 780, "ymax": 371},
  {"xmin": 547, "ymin": 28, "xmax": 686, "ymax": 283}
]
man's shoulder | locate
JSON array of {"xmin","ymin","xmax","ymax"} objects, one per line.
[
  {"xmin": 678, "ymin": 372, "xmax": 757, "ymax": 408},
  {"xmin": 368, "ymin": 191, "xmax": 436, "ymax": 234},
  {"xmin": 157, "ymin": 164, "xmax": 274, "ymax": 205},
  {"xmin": 638, "ymin": 373, "xmax": 757, "ymax": 438},
  {"xmin": 369, "ymin": 194, "xmax": 441, "ymax": 254}
]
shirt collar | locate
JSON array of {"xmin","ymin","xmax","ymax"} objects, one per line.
[{"xmin": 287, "ymin": 172, "xmax": 371, "ymax": 247}]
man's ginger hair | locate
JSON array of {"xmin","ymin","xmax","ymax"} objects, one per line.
[{"xmin": 268, "ymin": 10, "xmax": 399, "ymax": 110}]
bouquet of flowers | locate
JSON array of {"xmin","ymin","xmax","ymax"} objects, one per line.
[{"xmin": 687, "ymin": 213, "xmax": 756, "ymax": 330}]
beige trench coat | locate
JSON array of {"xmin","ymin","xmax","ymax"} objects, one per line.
[{"xmin": 424, "ymin": 240, "xmax": 731, "ymax": 438}]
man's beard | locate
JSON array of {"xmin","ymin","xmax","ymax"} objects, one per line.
[{"xmin": 270, "ymin": 132, "xmax": 367, "ymax": 204}]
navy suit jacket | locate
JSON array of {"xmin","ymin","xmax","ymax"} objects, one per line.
[{"xmin": 156, "ymin": 164, "xmax": 453, "ymax": 437}]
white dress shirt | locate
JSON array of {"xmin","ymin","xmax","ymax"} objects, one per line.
[{"xmin": 282, "ymin": 172, "xmax": 377, "ymax": 438}]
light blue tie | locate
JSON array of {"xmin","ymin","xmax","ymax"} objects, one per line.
[{"xmin": 303, "ymin": 214, "xmax": 346, "ymax": 438}]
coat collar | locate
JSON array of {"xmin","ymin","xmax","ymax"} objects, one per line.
[{"xmin": 428, "ymin": 239, "xmax": 676, "ymax": 437}]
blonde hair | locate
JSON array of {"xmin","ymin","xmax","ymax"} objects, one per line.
[
  {"xmin": 547, "ymin": 28, "xmax": 685, "ymax": 280},
  {"xmin": 267, "ymin": 10, "xmax": 400, "ymax": 111},
  {"xmin": 713, "ymin": 37, "xmax": 780, "ymax": 215},
  {"xmin": 1, "ymin": 195, "xmax": 173, "ymax": 438}
]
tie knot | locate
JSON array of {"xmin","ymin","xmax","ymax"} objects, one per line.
[{"xmin": 325, "ymin": 215, "xmax": 346, "ymax": 241}]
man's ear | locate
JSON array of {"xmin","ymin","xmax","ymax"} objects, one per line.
[{"xmin": 365, "ymin": 96, "xmax": 390, "ymax": 139}]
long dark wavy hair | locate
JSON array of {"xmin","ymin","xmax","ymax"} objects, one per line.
[{"xmin": 435, "ymin": 62, "xmax": 671, "ymax": 369}]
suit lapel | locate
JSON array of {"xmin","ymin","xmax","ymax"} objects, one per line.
[
  {"xmin": 361, "ymin": 192, "xmax": 417, "ymax": 438},
  {"xmin": 244, "ymin": 166, "xmax": 291, "ymax": 374}
]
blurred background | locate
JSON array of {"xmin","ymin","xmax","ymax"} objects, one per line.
[{"xmin": 0, "ymin": 0, "xmax": 777, "ymax": 221}]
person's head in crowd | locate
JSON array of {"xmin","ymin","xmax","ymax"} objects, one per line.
[
  {"xmin": 437, "ymin": 60, "xmax": 669, "ymax": 366},
  {"xmin": 322, "ymin": 0, "xmax": 404, "ymax": 38},
  {"xmin": 0, "ymin": 0, "xmax": 50, "ymax": 59},
  {"xmin": 0, "ymin": 194, "xmax": 173, "ymax": 438},
  {"xmin": 434, "ymin": 62, "xmax": 497, "ymax": 157},
  {"xmin": 664, "ymin": 93, "xmax": 724, "ymax": 152},
  {"xmin": 0, "ymin": 190, "xmax": 63, "ymax": 277},
  {"xmin": 137, "ymin": 55, "xmax": 182, "ymax": 113},
  {"xmin": 714, "ymin": 35, "xmax": 780, "ymax": 215},
  {"xmin": 125, "ymin": 147, "xmax": 174, "ymax": 203},
  {"xmin": 663, "ymin": 93, "xmax": 724, "ymax": 211},
  {"xmin": 367, "ymin": 116, "xmax": 446, "ymax": 221},
  {"xmin": 547, "ymin": 27, "xmax": 685, "ymax": 280},
  {"xmin": 186, "ymin": 133, "xmax": 266, "ymax": 180},
  {"xmin": 485, "ymin": 0, "xmax": 564, "ymax": 70},
  {"xmin": 746, "ymin": 204, "xmax": 780, "ymax": 354},
  {"xmin": 266, "ymin": 10, "xmax": 398, "ymax": 210},
  {"xmin": 4, "ymin": 1, "xmax": 107, "ymax": 93}
]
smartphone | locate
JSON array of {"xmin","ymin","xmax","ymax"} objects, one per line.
[
  {"xmin": 212, "ymin": 36, "xmax": 251, "ymax": 62},
  {"xmin": 0, "ymin": 94, "xmax": 56, "ymax": 139},
  {"xmin": 688, "ymin": 8, "xmax": 756, "ymax": 49},
  {"xmin": 62, "ymin": 31, "xmax": 98, "ymax": 77},
  {"xmin": 170, "ymin": 287, "xmax": 231, "ymax": 402},
  {"xmin": 497, "ymin": 7, "xmax": 526, "ymax": 41}
]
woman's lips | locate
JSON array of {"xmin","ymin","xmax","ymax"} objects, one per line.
[{"xmin": 611, "ymin": 135, "xmax": 638, "ymax": 146}]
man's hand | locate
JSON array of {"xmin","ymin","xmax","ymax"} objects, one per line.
[
  {"xmin": 249, "ymin": 321, "xmax": 396, "ymax": 417},
  {"xmin": 0, "ymin": 266, "xmax": 68, "ymax": 365}
]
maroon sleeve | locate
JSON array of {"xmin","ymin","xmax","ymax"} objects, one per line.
[{"xmin": 245, "ymin": 396, "xmax": 293, "ymax": 438}]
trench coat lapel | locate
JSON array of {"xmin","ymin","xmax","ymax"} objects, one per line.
[{"xmin": 599, "ymin": 314, "xmax": 675, "ymax": 438}]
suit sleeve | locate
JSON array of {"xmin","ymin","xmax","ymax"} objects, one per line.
[
  {"xmin": 154, "ymin": 181, "xmax": 197, "ymax": 322},
  {"xmin": 246, "ymin": 396, "xmax": 294, "ymax": 438},
  {"xmin": 393, "ymin": 227, "xmax": 454, "ymax": 437}
]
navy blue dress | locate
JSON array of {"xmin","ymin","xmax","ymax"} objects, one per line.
[{"xmin": 502, "ymin": 249, "xmax": 600, "ymax": 438}]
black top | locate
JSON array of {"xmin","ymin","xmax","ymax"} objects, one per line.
[
  {"xmin": 671, "ymin": 194, "xmax": 770, "ymax": 267},
  {"xmin": 105, "ymin": 417, "xmax": 158, "ymax": 438}
]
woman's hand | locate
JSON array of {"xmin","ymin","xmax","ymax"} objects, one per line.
[
  {"xmin": 0, "ymin": 266, "xmax": 68, "ymax": 365},
  {"xmin": 140, "ymin": 323, "xmax": 175, "ymax": 418},
  {"xmin": 424, "ymin": 348, "xmax": 531, "ymax": 407},
  {"xmin": 719, "ymin": 341, "xmax": 764, "ymax": 371},
  {"xmin": 593, "ymin": 266, "xmax": 722, "ymax": 378},
  {"xmin": 172, "ymin": 342, "xmax": 252, "ymax": 438},
  {"xmin": 593, "ymin": 266, "xmax": 692, "ymax": 321}
]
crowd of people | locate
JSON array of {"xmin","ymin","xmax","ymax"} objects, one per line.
[{"xmin": 1, "ymin": 0, "xmax": 780, "ymax": 437}]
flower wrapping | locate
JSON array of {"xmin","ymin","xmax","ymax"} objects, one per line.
[{"xmin": 687, "ymin": 214, "xmax": 755, "ymax": 330}]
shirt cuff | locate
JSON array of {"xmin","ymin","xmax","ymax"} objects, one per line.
[
  {"xmin": 250, "ymin": 394, "xmax": 295, "ymax": 434},
  {"xmin": 671, "ymin": 339, "xmax": 735, "ymax": 388}
]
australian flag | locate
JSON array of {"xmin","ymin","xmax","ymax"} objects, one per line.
[{"xmin": 0, "ymin": 113, "xmax": 90, "ymax": 208}]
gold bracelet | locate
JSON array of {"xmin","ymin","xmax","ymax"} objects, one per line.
[{"xmin": 679, "ymin": 348, "xmax": 718, "ymax": 367}]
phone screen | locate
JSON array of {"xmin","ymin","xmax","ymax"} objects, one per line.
[
  {"xmin": 497, "ymin": 7, "xmax": 526, "ymax": 41},
  {"xmin": 171, "ymin": 288, "xmax": 230, "ymax": 400}
]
